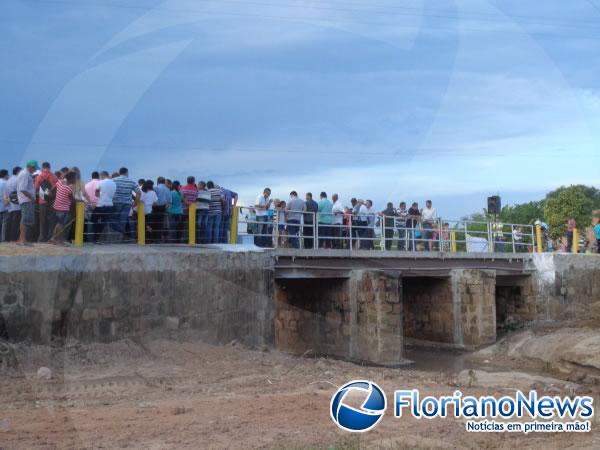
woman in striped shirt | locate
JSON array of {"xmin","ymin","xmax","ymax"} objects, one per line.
[{"xmin": 50, "ymin": 171, "xmax": 77, "ymax": 245}]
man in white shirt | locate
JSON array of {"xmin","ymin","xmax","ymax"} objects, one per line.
[
  {"xmin": 0, "ymin": 169, "xmax": 8, "ymax": 242},
  {"xmin": 254, "ymin": 187, "xmax": 272, "ymax": 247},
  {"xmin": 91, "ymin": 171, "xmax": 116, "ymax": 243},
  {"xmin": 365, "ymin": 199, "xmax": 376, "ymax": 250},
  {"xmin": 16, "ymin": 161, "xmax": 38, "ymax": 245},
  {"xmin": 420, "ymin": 200, "xmax": 438, "ymax": 251},
  {"xmin": 4, "ymin": 167, "xmax": 21, "ymax": 242},
  {"xmin": 331, "ymin": 193, "xmax": 344, "ymax": 249},
  {"xmin": 357, "ymin": 199, "xmax": 369, "ymax": 249}
]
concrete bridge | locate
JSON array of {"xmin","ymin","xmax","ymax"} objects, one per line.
[
  {"xmin": 0, "ymin": 245, "xmax": 598, "ymax": 366},
  {"xmin": 273, "ymin": 249, "xmax": 535, "ymax": 366}
]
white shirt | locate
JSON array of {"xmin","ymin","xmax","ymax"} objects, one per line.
[
  {"xmin": 421, "ymin": 206, "xmax": 437, "ymax": 221},
  {"xmin": 140, "ymin": 190, "xmax": 158, "ymax": 215},
  {"xmin": 358, "ymin": 204, "xmax": 368, "ymax": 221},
  {"xmin": 331, "ymin": 200, "xmax": 344, "ymax": 225},
  {"xmin": 5, "ymin": 176, "xmax": 20, "ymax": 212},
  {"xmin": 367, "ymin": 206, "xmax": 376, "ymax": 227},
  {"xmin": 0, "ymin": 178, "xmax": 7, "ymax": 213},
  {"xmin": 16, "ymin": 169, "xmax": 35, "ymax": 204},
  {"xmin": 97, "ymin": 178, "xmax": 116, "ymax": 208},
  {"xmin": 255, "ymin": 194, "xmax": 271, "ymax": 217}
]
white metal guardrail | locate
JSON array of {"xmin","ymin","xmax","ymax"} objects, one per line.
[{"xmin": 234, "ymin": 206, "xmax": 536, "ymax": 254}]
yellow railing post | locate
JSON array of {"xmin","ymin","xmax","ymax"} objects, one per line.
[
  {"xmin": 137, "ymin": 203, "xmax": 145, "ymax": 245},
  {"xmin": 74, "ymin": 201, "xmax": 85, "ymax": 247},
  {"xmin": 535, "ymin": 224, "xmax": 543, "ymax": 253},
  {"xmin": 450, "ymin": 231, "xmax": 457, "ymax": 253},
  {"xmin": 188, "ymin": 203, "xmax": 197, "ymax": 246},
  {"xmin": 573, "ymin": 228, "xmax": 579, "ymax": 254},
  {"xmin": 229, "ymin": 202, "xmax": 239, "ymax": 244}
]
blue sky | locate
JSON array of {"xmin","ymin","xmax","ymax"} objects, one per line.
[{"xmin": 1, "ymin": 0, "xmax": 599, "ymax": 218}]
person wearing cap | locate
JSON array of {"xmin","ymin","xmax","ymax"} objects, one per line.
[
  {"xmin": 16, "ymin": 160, "xmax": 38, "ymax": 245},
  {"xmin": 34, "ymin": 161, "xmax": 59, "ymax": 242}
]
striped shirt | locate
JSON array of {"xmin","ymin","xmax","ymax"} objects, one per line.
[
  {"xmin": 53, "ymin": 182, "xmax": 73, "ymax": 212},
  {"xmin": 196, "ymin": 189, "xmax": 211, "ymax": 211},
  {"xmin": 208, "ymin": 187, "xmax": 223, "ymax": 215},
  {"xmin": 113, "ymin": 176, "xmax": 140, "ymax": 205}
]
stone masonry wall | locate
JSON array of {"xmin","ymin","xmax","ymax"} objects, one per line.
[
  {"xmin": 527, "ymin": 254, "xmax": 600, "ymax": 323},
  {"xmin": 0, "ymin": 249, "xmax": 274, "ymax": 348},
  {"xmin": 274, "ymin": 278, "xmax": 350, "ymax": 357},
  {"xmin": 403, "ymin": 277, "xmax": 454, "ymax": 344},
  {"xmin": 451, "ymin": 269, "xmax": 496, "ymax": 347},
  {"xmin": 275, "ymin": 271, "xmax": 403, "ymax": 366},
  {"xmin": 495, "ymin": 285, "xmax": 536, "ymax": 329},
  {"xmin": 351, "ymin": 271, "xmax": 402, "ymax": 365}
]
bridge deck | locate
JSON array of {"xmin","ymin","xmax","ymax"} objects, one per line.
[{"xmin": 273, "ymin": 249, "xmax": 533, "ymax": 279}]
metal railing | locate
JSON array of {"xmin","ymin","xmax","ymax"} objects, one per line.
[
  {"xmin": 234, "ymin": 207, "xmax": 537, "ymax": 254},
  {"xmin": 31, "ymin": 202, "xmax": 549, "ymax": 255}
]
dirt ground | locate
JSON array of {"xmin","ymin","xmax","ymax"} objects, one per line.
[{"xmin": 1, "ymin": 334, "xmax": 599, "ymax": 450}]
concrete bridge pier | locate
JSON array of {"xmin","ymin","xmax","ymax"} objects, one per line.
[
  {"xmin": 275, "ymin": 268, "xmax": 499, "ymax": 365},
  {"xmin": 450, "ymin": 269, "xmax": 497, "ymax": 348},
  {"xmin": 274, "ymin": 270, "xmax": 403, "ymax": 366}
]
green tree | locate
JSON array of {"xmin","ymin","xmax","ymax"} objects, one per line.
[
  {"xmin": 543, "ymin": 185, "xmax": 600, "ymax": 238},
  {"xmin": 501, "ymin": 200, "xmax": 544, "ymax": 225}
]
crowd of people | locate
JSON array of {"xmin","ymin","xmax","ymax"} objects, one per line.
[
  {"xmin": 245, "ymin": 188, "xmax": 600, "ymax": 253},
  {"xmin": 246, "ymin": 188, "xmax": 457, "ymax": 251},
  {"xmin": 0, "ymin": 160, "xmax": 238, "ymax": 246},
  {"xmin": 536, "ymin": 216, "xmax": 600, "ymax": 254},
  {"xmin": 1, "ymin": 162, "xmax": 598, "ymax": 253}
]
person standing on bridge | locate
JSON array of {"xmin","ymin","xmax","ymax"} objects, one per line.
[
  {"xmin": 16, "ymin": 161, "xmax": 38, "ymax": 245},
  {"xmin": 566, "ymin": 217, "xmax": 577, "ymax": 253},
  {"xmin": 113, "ymin": 168, "xmax": 141, "ymax": 243},
  {"xmin": 286, "ymin": 191, "xmax": 304, "ymax": 249},
  {"xmin": 91, "ymin": 171, "xmax": 116, "ymax": 243},
  {"xmin": 35, "ymin": 162, "xmax": 58, "ymax": 243},
  {"xmin": 492, "ymin": 216, "xmax": 505, "ymax": 252},
  {"xmin": 356, "ymin": 199, "xmax": 369, "ymax": 249},
  {"xmin": 317, "ymin": 192, "xmax": 333, "ymax": 249},
  {"xmin": 396, "ymin": 202, "xmax": 408, "ymax": 251},
  {"xmin": 331, "ymin": 193, "xmax": 344, "ymax": 249},
  {"xmin": 219, "ymin": 186, "xmax": 238, "ymax": 244},
  {"xmin": 421, "ymin": 200, "xmax": 437, "ymax": 251},
  {"xmin": 381, "ymin": 202, "xmax": 396, "ymax": 250},
  {"xmin": 154, "ymin": 177, "xmax": 172, "ymax": 243},
  {"xmin": 407, "ymin": 202, "xmax": 420, "ymax": 251},
  {"xmin": 593, "ymin": 218, "xmax": 600, "ymax": 254},
  {"xmin": 206, "ymin": 181, "xmax": 224, "ymax": 244},
  {"xmin": 303, "ymin": 192, "xmax": 318, "ymax": 249},
  {"xmin": 0, "ymin": 169, "xmax": 8, "ymax": 242},
  {"xmin": 254, "ymin": 188, "xmax": 272, "ymax": 247}
]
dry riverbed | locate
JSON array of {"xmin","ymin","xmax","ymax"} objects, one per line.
[{"xmin": 1, "ymin": 330, "xmax": 599, "ymax": 449}]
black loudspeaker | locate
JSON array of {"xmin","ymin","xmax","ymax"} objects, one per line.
[{"xmin": 487, "ymin": 196, "xmax": 501, "ymax": 215}]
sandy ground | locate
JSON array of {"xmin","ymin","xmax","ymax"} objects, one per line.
[{"xmin": 1, "ymin": 335, "xmax": 599, "ymax": 450}]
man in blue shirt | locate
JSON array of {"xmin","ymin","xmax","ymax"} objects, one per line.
[
  {"xmin": 154, "ymin": 177, "xmax": 172, "ymax": 243},
  {"xmin": 317, "ymin": 192, "xmax": 333, "ymax": 249},
  {"xmin": 112, "ymin": 167, "xmax": 141, "ymax": 241},
  {"xmin": 594, "ymin": 220, "xmax": 600, "ymax": 254},
  {"xmin": 219, "ymin": 186, "xmax": 238, "ymax": 244}
]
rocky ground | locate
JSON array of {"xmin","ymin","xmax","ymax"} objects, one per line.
[{"xmin": 0, "ymin": 329, "xmax": 599, "ymax": 449}]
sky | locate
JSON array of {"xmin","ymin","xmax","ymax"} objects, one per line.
[{"xmin": 1, "ymin": 0, "xmax": 599, "ymax": 218}]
